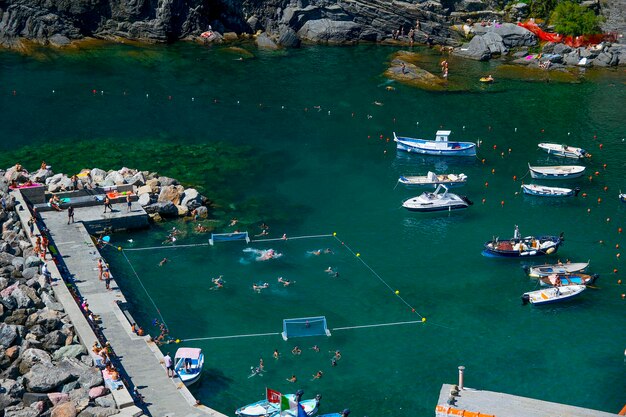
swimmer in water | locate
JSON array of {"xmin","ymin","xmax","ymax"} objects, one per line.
[
  {"xmin": 229, "ymin": 218, "xmax": 238, "ymax": 227},
  {"xmin": 273, "ymin": 349, "xmax": 280, "ymax": 360},
  {"xmin": 159, "ymin": 258, "xmax": 168, "ymax": 266},
  {"xmin": 253, "ymin": 282, "xmax": 269, "ymax": 293},
  {"xmin": 291, "ymin": 346, "xmax": 302, "ymax": 355},
  {"xmin": 308, "ymin": 249, "xmax": 321, "ymax": 256},
  {"xmin": 277, "ymin": 277, "xmax": 292, "ymax": 287},
  {"xmin": 311, "ymin": 345, "xmax": 320, "ymax": 352},
  {"xmin": 312, "ymin": 370, "xmax": 323, "ymax": 380},
  {"xmin": 325, "ymin": 267, "xmax": 334, "ymax": 274},
  {"xmin": 211, "ymin": 276, "xmax": 224, "ymax": 289},
  {"xmin": 287, "ymin": 374, "xmax": 297, "ymax": 383},
  {"xmin": 373, "ymin": 101, "xmax": 383, "ymax": 106},
  {"xmin": 324, "ymin": 248, "xmax": 334, "ymax": 254}
]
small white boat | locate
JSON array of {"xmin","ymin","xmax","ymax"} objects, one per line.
[
  {"xmin": 525, "ymin": 261, "xmax": 589, "ymax": 278},
  {"xmin": 398, "ymin": 172, "xmax": 467, "ymax": 188},
  {"xmin": 521, "ymin": 184, "xmax": 580, "ymax": 197},
  {"xmin": 620, "ymin": 193, "xmax": 626, "ymax": 202},
  {"xmin": 393, "ymin": 131, "xmax": 477, "ymax": 156},
  {"xmin": 538, "ymin": 273, "xmax": 599, "ymax": 287},
  {"xmin": 174, "ymin": 347, "xmax": 204, "ymax": 386},
  {"xmin": 522, "ymin": 284, "xmax": 586, "ymax": 305},
  {"xmin": 402, "ymin": 184, "xmax": 472, "ymax": 212},
  {"xmin": 538, "ymin": 143, "xmax": 589, "ymax": 159},
  {"xmin": 528, "ymin": 163, "xmax": 586, "ymax": 180}
]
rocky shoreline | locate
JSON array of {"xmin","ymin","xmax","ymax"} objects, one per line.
[
  {"xmin": 0, "ymin": 0, "xmax": 624, "ymax": 69},
  {"xmin": 1, "ymin": 164, "xmax": 212, "ymax": 417},
  {"xmin": 0, "ymin": 173, "xmax": 118, "ymax": 417}
]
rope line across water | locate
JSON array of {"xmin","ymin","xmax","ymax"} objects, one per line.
[{"xmin": 121, "ymin": 250, "xmax": 168, "ymax": 329}]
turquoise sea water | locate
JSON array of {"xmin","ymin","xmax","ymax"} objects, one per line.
[{"xmin": 1, "ymin": 43, "xmax": 625, "ymax": 416}]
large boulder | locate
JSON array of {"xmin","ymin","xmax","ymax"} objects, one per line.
[
  {"xmin": 156, "ymin": 176, "xmax": 177, "ymax": 186},
  {"xmin": 12, "ymin": 287, "xmax": 33, "ymax": 308},
  {"xmin": 482, "ymin": 31, "xmax": 507, "ymax": 55},
  {"xmin": 30, "ymin": 168, "xmax": 54, "ymax": 183},
  {"xmin": 255, "ymin": 32, "xmax": 279, "ymax": 50},
  {"xmin": 157, "ymin": 185, "xmax": 184, "ymax": 205},
  {"xmin": 94, "ymin": 394, "xmax": 115, "ymax": 408},
  {"xmin": 144, "ymin": 202, "xmax": 179, "ymax": 217},
  {"xmin": 4, "ymin": 405, "xmax": 40, "ymax": 417},
  {"xmin": 77, "ymin": 406, "xmax": 118, "ymax": 417},
  {"xmin": 24, "ymin": 256, "xmax": 42, "ymax": 269},
  {"xmin": 19, "ymin": 347, "xmax": 52, "ymax": 373},
  {"xmin": 137, "ymin": 193, "xmax": 151, "ymax": 207},
  {"xmin": 43, "ymin": 330, "xmax": 68, "ymax": 351},
  {"xmin": 103, "ymin": 171, "xmax": 124, "ymax": 186},
  {"xmin": 472, "ymin": 23, "xmax": 536, "ymax": 47},
  {"xmin": 23, "ymin": 362, "xmax": 74, "ymax": 392},
  {"xmin": 0, "ymin": 323, "xmax": 18, "ymax": 348},
  {"xmin": 51, "ymin": 401, "xmax": 77, "ymax": 417},
  {"xmin": 455, "ymin": 35, "xmax": 491, "ymax": 61},
  {"xmin": 297, "ymin": 19, "xmax": 361, "ymax": 44},
  {"xmin": 457, "ymin": 0, "xmax": 487, "ymax": 12},
  {"xmin": 53, "ymin": 344, "xmax": 87, "ymax": 360},
  {"xmin": 278, "ymin": 26, "xmax": 301, "ymax": 47},
  {"xmin": 125, "ymin": 172, "xmax": 145, "ymax": 186},
  {"xmin": 181, "ymin": 188, "xmax": 202, "ymax": 209},
  {"xmin": 593, "ymin": 51, "xmax": 618, "ymax": 66},
  {"xmin": 90, "ymin": 169, "xmax": 107, "ymax": 184}
]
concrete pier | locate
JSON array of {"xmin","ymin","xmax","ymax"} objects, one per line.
[
  {"xmin": 15, "ymin": 191, "xmax": 227, "ymax": 417},
  {"xmin": 436, "ymin": 384, "xmax": 619, "ymax": 417}
]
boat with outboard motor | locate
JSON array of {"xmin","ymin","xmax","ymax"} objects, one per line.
[
  {"xmin": 236, "ymin": 390, "xmax": 319, "ymax": 417},
  {"xmin": 528, "ymin": 163, "xmax": 586, "ymax": 180},
  {"xmin": 525, "ymin": 261, "xmax": 589, "ymax": 278},
  {"xmin": 393, "ymin": 131, "xmax": 476, "ymax": 156},
  {"xmin": 483, "ymin": 225, "xmax": 563, "ymax": 257},
  {"xmin": 402, "ymin": 184, "xmax": 472, "ymax": 212},
  {"xmin": 522, "ymin": 284, "xmax": 586, "ymax": 305},
  {"xmin": 538, "ymin": 273, "xmax": 598, "ymax": 287},
  {"xmin": 398, "ymin": 172, "xmax": 467, "ymax": 188},
  {"xmin": 538, "ymin": 143, "xmax": 589, "ymax": 159},
  {"xmin": 174, "ymin": 347, "xmax": 203, "ymax": 386},
  {"xmin": 521, "ymin": 184, "xmax": 580, "ymax": 197}
]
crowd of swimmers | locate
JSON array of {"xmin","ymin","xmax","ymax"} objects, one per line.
[{"xmin": 252, "ymin": 346, "xmax": 342, "ymax": 382}]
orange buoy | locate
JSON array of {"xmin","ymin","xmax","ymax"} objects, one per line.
[
  {"xmin": 594, "ymin": 135, "xmax": 597, "ymax": 139},
  {"xmin": 617, "ymin": 253, "xmax": 621, "ymax": 258},
  {"xmin": 594, "ymin": 171, "xmax": 600, "ymax": 176},
  {"xmin": 604, "ymin": 186, "xmax": 608, "ymax": 191},
  {"xmin": 513, "ymin": 175, "xmax": 517, "ymax": 181},
  {"xmin": 582, "ymin": 193, "xmax": 587, "ymax": 198},
  {"xmin": 491, "ymin": 169, "xmax": 495, "ymax": 174},
  {"xmin": 616, "ymin": 244, "xmax": 620, "ymax": 249},
  {"xmin": 500, "ymin": 200, "xmax": 505, "ymax": 207},
  {"xmin": 598, "ymin": 197, "xmax": 602, "ymax": 203},
  {"xmin": 619, "ymin": 227, "xmax": 623, "ymax": 233},
  {"xmin": 485, "ymin": 182, "xmax": 489, "ymax": 187},
  {"xmin": 481, "ymin": 159, "xmax": 486, "ymax": 164},
  {"xmin": 367, "ymin": 135, "xmax": 371, "ymax": 139},
  {"xmin": 599, "ymin": 144, "xmax": 603, "ymax": 149},
  {"xmin": 482, "ymin": 198, "xmax": 486, "ymax": 204},
  {"xmin": 622, "ymin": 294, "xmax": 625, "ymax": 299},
  {"xmin": 380, "ymin": 134, "xmax": 383, "ymax": 138},
  {"xmin": 493, "ymin": 145, "xmax": 497, "ymax": 150},
  {"xmin": 618, "ymin": 279, "xmax": 622, "ymax": 284},
  {"xmin": 603, "ymin": 163, "xmax": 607, "ymax": 169},
  {"xmin": 614, "ymin": 269, "xmax": 619, "ymax": 274},
  {"xmin": 541, "ymin": 129, "xmax": 544, "ymax": 133},
  {"xmin": 588, "ymin": 176, "xmax": 593, "ymax": 182}
]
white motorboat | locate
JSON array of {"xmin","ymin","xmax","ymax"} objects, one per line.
[
  {"xmin": 528, "ymin": 163, "xmax": 586, "ymax": 180},
  {"xmin": 525, "ymin": 261, "xmax": 589, "ymax": 278},
  {"xmin": 393, "ymin": 131, "xmax": 477, "ymax": 156},
  {"xmin": 174, "ymin": 347, "xmax": 204, "ymax": 386},
  {"xmin": 521, "ymin": 184, "xmax": 580, "ymax": 197},
  {"xmin": 538, "ymin": 143, "xmax": 589, "ymax": 159},
  {"xmin": 398, "ymin": 172, "xmax": 467, "ymax": 188},
  {"xmin": 402, "ymin": 184, "xmax": 472, "ymax": 212},
  {"xmin": 521, "ymin": 284, "xmax": 586, "ymax": 305}
]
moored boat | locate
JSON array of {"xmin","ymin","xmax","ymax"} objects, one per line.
[
  {"xmin": 619, "ymin": 193, "xmax": 626, "ymax": 202},
  {"xmin": 538, "ymin": 143, "xmax": 589, "ymax": 159},
  {"xmin": 236, "ymin": 390, "xmax": 317, "ymax": 417},
  {"xmin": 402, "ymin": 184, "xmax": 472, "ymax": 212},
  {"xmin": 483, "ymin": 225, "xmax": 563, "ymax": 257},
  {"xmin": 521, "ymin": 284, "xmax": 586, "ymax": 305},
  {"xmin": 538, "ymin": 273, "xmax": 599, "ymax": 287},
  {"xmin": 521, "ymin": 184, "xmax": 580, "ymax": 197},
  {"xmin": 525, "ymin": 261, "xmax": 589, "ymax": 278},
  {"xmin": 393, "ymin": 131, "xmax": 477, "ymax": 156},
  {"xmin": 268, "ymin": 396, "xmax": 321, "ymax": 417},
  {"xmin": 398, "ymin": 172, "xmax": 468, "ymax": 188},
  {"xmin": 174, "ymin": 347, "xmax": 204, "ymax": 386},
  {"xmin": 528, "ymin": 163, "xmax": 586, "ymax": 180}
]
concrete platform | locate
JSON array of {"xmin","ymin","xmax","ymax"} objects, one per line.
[
  {"xmin": 24, "ymin": 195, "xmax": 226, "ymax": 417},
  {"xmin": 436, "ymin": 384, "xmax": 619, "ymax": 417}
]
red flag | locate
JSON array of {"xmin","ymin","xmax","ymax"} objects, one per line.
[{"xmin": 266, "ymin": 388, "xmax": 281, "ymax": 404}]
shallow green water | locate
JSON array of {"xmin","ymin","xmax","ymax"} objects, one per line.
[{"xmin": 1, "ymin": 42, "xmax": 625, "ymax": 416}]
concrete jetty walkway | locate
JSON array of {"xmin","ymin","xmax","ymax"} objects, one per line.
[{"xmin": 29, "ymin": 197, "xmax": 227, "ymax": 417}]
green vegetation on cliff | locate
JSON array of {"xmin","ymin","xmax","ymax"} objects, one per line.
[{"xmin": 550, "ymin": 1, "xmax": 604, "ymax": 36}]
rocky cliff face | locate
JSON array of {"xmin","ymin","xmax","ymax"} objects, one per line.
[
  {"xmin": 0, "ymin": 0, "xmax": 622, "ymax": 49},
  {"xmin": 0, "ymin": 0, "xmax": 509, "ymax": 48}
]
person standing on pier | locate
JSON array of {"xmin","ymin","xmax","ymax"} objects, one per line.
[
  {"xmin": 67, "ymin": 205, "xmax": 75, "ymax": 224},
  {"xmin": 164, "ymin": 352, "xmax": 174, "ymax": 377},
  {"xmin": 98, "ymin": 259, "xmax": 104, "ymax": 280},
  {"xmin": 40, "ymin": 236, "xmax": 48, "ymax": 260},
  {"xmin": 103, "ymin": 268, "xmax": 111, "ymax": 290},
  {"xmin": 126, "ymin": 194, "xmax": 132, "ymax": 212},
  {"xmin": 103, "ymin": 196, "xmax": 113, "ymax": 213}
]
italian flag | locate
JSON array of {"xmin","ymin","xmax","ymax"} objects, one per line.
[{"xmin": 280, "ymin": 395, "xmax": 297, "ymax": 414}]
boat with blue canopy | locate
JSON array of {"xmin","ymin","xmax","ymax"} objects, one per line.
[
  {"xmin": 521, "ymin": 184, "xmax": 580, "ymax": 197},
  {"xmin": 393, "ymin": 131, "xmax": 476, "ymax": 156}
]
